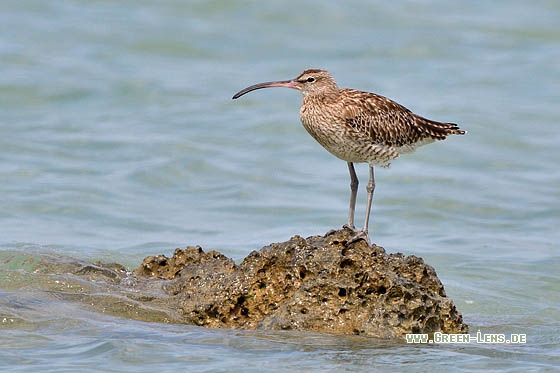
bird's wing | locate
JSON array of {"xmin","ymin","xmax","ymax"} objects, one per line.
[{"xmin": 340, "ymin": 89, "xmax": 463, "ymax": 146}]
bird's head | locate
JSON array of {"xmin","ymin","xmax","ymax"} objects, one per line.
[{"xmin": 232, "ymin": 69, "xmax": 339, "ymax": 99}]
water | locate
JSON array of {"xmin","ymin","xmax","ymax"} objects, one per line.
[{"xmin": 1, "ymin": 0, "xmax": 559, "ymax": 371}]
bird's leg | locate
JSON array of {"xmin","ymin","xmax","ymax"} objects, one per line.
[
  {"xmin": 362, "ymin": 164, "xmax": 375, "ymax": 235},
  {"xmin": 344, "ymin": 162, "xmax": 359, "ymax": 230},
  {"xmin": 347, "ymin": 164, "xmax": 374, "ymax": 247}
]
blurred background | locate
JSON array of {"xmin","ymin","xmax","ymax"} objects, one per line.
[{"xmin": 1, "ymin": 1, "xmax": 558, "ymax": 371}]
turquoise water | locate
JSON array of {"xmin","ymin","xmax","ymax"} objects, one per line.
[{"xmin": 1, "ymin": 1, "xmax": 559, "ymax": 371}]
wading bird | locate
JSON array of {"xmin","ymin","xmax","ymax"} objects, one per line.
[{"xmin": 232, "ymin": 69, "xmax": 465, "ymax": 244}]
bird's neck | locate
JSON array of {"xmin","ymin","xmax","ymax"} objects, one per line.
[{"xmin": 303, "ymin": 90, "xmax": 340, "ymax": 104}]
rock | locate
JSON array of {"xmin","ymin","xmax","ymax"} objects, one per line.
[{"xmin": 135, "ymin": 228, "xmax": 467, "ymax": 338}]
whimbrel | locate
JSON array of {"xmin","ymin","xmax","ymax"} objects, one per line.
[{"xmin": 232, "ymin": 69, "xmax": 465, "ymax": 244}]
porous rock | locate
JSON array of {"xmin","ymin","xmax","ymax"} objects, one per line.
[{"xmin": 135, "ymin": 228, "xmax": 467, "ymax": 338}]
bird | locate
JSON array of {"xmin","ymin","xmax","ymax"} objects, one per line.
[{"xmin": 232, "ymin": 69, "xmax": 466, "ymax": 245}]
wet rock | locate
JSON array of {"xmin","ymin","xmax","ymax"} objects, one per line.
[
  {"xmin": 135, "ymin": 228, "xmax": 467, "ymax": 338},
  {"xmin": 135, "ymin": 246, "xmax": 234, "ymax": 281}
]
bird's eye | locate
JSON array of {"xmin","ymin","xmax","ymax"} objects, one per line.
[{"xmin": 306, "ymin": 77, "xmax": 315, "ymax": 82}]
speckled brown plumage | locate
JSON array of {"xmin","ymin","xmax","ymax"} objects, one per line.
[
  {"xmin": 293, "ymin": 70, "xmax": 465, "ymax": 167},
  {"xmin": 232, "ymin": 69, "xmax": 466, "ymax": 244}
]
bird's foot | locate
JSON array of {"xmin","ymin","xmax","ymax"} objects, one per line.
[
  {"xmin": 342, "ymin": 224, "xmax": 356, "ymax": 231},
  {"xmin": 345, "ymin": 230, "xmax": 371, "ymax": 247}
]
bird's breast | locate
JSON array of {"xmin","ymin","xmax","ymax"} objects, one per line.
[
  {"xmin": 299, "ymin": 101, "xmax": 344, "ymax": 150},
  {"xmin": 299, "ymin": 101, "xmax": 396, "ymax": 165}
]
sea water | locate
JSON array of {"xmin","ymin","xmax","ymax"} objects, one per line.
[{"xmin": 1, "ymin": 1, "xmax": 558, "ymax": 371}]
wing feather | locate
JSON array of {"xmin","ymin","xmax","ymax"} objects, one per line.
[{"xmin": 341, "ymin": 89, "xmax": 464, "ymax": 147}]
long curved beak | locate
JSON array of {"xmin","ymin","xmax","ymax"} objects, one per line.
[{"xmin": 232, "ymin": 79, "xmax": 298, "ymax": 99}]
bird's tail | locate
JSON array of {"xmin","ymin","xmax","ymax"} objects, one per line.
[{"xmin": 415, "ymin": 115, "xmax": 467, "ymax": 140}]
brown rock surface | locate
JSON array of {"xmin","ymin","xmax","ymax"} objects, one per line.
[{"xmin": 135, "ymin": 228, "xmax": 467, "ymax": 338}]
